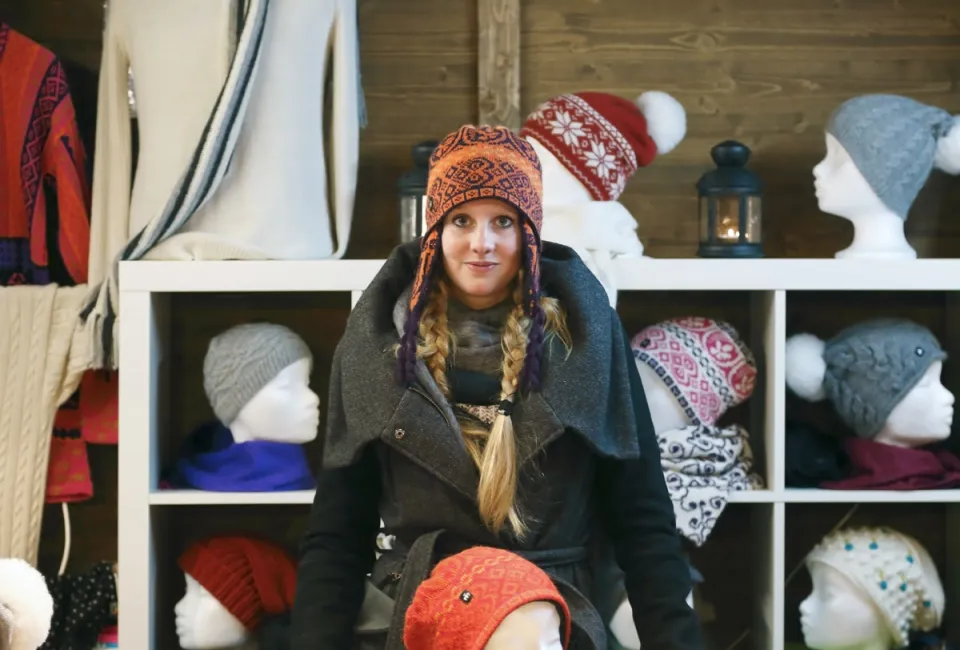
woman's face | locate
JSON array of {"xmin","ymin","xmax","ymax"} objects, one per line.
[{"xmin": 441, "ymin": 198, "xmax": 522, "ymax": 310}]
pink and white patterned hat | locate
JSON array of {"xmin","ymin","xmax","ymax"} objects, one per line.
[{"xmin": 631, "ymin": 317, "xmax": 757, "ymax": 426}]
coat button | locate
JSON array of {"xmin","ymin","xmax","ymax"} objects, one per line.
[{"xmin": 394, "ymin": 428, "xmax": 406, "ymax": 440}]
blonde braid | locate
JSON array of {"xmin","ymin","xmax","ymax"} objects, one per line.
[
  {"xmin": 410, "ymin": 275, "xmax": 573, "ymax": 540},
  {"xmin": 416, "ymin": 280, "xmax": 453, "ymax": 397},
  {"xmin": 474, "ymin": 282, "xmax": 529, "ymax": 537}
]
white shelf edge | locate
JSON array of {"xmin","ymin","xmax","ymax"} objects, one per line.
[
  {"xmin": 119, "ymin": 258, "xmax": 960, "ymax": 293},
  {"xmin": 149, "ymin": 490, "xmax": 315, "ymax": 505},
  {"xmin": 782, "ymin": 488, "xmax": 960, "ymax": 503},
  {"xmin": 144, "ymin": 488, "xmax": 960, "ymax": 506}
]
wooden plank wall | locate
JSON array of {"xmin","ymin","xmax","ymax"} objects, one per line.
[{"xmin": 2, "ymin": 0, "xmax": 959, "ymax": 646}]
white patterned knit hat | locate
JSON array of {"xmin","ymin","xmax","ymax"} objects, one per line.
[
  {"xmin": 630, "ymin": 317, "xmax": 757, "ymax": 426},
  {"xmin": 806, "ymin": 527, "xmax": 944, "ymax": 647}
]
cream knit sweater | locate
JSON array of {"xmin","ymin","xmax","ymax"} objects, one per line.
[{"xmin": 0, "ymin": 286, "xmax": 89, "ymax": 565}]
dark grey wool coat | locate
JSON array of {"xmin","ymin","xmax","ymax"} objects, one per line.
[{"xmin": 289, "ymin": 241, "xmax": 703, "ymax": 650}]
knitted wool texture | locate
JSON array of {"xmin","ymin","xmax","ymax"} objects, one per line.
[
  {"xmin": 520, "ymin": 91, "xmax": 686, "ymax": 202},
  {"xmin": 403, "ymin": 546, "xmax": 571, "ymax": 650},
  {"xmin": 178, "ymin": 536, "xmax": 297, "ymax": 631},
  {"xmin": 203, "ymin": 323, "xmax": 312, "ymax": 426},
  {"xmin": 397, "ymin": 124, "xmax": 547, "ymax": 392},
  {"xmin": 826, "ymin": 94, "xmax": 959, "ymax": 219},
  {"xmin": 630, "ymin": 317, "xmax": 757, "ymax": 426},
  {"xmin": 806, "ymin": 527, "xmax": 943, "ymax": 647},
  {"xmin": 802, "ymin": 319, "xmax": 945, "ymax": 439}
]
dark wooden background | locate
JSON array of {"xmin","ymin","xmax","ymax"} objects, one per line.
[{"xmin": 3, "ymin": 0, "xmax": 959, "ymax": 647}]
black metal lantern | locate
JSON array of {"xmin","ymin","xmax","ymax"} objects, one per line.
[
  {"xmin": 397, "ymin": 140, "xmax": 438, "ymax": 244},
  {"xmin": 696, "ymin": 140, "xmax": 764, "ymax": 258}
]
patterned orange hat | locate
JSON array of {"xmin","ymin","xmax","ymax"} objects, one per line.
[
  {"xmin": 403, "ymin": 546, "xmax": 571, "ymax": 650},
  {"xmin": 397, "ymin": 125, "xmax": 547, "ymax": 392}
]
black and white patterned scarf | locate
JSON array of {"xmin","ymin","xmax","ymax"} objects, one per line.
[{"xmin": 659, "ymin": 423, "xmax": 764, "ymax": 546}]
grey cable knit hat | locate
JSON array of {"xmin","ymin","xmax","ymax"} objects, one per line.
[
  {"xmin": 203, "ymin": 323, "xmax": 313, "ymax": 426},
  {"xmin": 825, "ymin": 94, "xmax": 960, "ymax": 219},
  {"xmin": 785, "ymin": 318, "xmax": 946, "ymax": 438}
]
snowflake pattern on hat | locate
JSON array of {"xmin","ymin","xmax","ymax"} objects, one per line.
[
  {"xmin": 521, "ymin": 94, "xmax": 638, "ymax": 202},
  {"xmin": 631, "ymin": 317, "xmax": 757, "ymax": 426}
]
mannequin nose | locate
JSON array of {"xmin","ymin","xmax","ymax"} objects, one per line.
[{"xmin": 798, "ymin": 597, "xmax": 812, "ymax": 617}]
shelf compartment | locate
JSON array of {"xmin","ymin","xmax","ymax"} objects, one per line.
[
  {"xmin": 618, "ymin": 289, "xmax": 784, "ymax": 492},
  {"xmin": 783, "ymin": 502, "xmax": 960, "ymax": 647}
]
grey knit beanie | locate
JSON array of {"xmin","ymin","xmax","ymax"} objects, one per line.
[
  {"xmin": 825, "ymin": 94, "xmax": 960, "ymax": 219},
  {"xmin": 203, "ymin": 323, "xmax": 313, "ymax": 426},
  {"xmin": 785, "ymin": 319, "xmax": 946, "ymax": 438}
]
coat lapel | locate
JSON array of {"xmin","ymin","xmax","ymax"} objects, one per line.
[{"xmin": 382, "ymin": 387, "xmax": 481, "ymax": 502}]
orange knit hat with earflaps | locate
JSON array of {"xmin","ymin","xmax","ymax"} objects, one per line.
[
  {"xmin": 396, "ymin": 125, "xmax": 547, "ymax": 394},
  {"xmin": 403, "ymin": 546, "xmax": 572, "ymax": 650}
]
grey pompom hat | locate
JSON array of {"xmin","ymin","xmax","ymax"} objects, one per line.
[
  {"xmin": 825, "ymin": 93, "xmax": 960, "ymax": 219},
  {"xmin": 785, "ymin": 318, "xmax": 946, "ymax": 438},
  {"xmin": 203, "ymin": 323, "xmax": 313, "ymax": 426}
]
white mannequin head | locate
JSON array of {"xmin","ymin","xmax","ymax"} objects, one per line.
[
  {"xmin": 814, "ymin": 134, "xmax": 892, "ymax": 223},
  {"xmin": 874, "ymin": 360, "xmax": 954, "ymax": 448},
  {"xmin": 523, "ymin": 138, "xmax": 593, "ymax": 206},
  {"xmin": 635, "ymin": 362, "xmax": 692, "ymax": 433},
  {"xmin": 174, "ymin": 575, "xmax": 248, "ymax": 650},
  {"xmin": 229, "ymin": 357, "xmax": 320, "ymax": 444},
  {"xmin": 204, "ymin": 323, "xmax": 319, "ymax": 445},
  {"xmin": 785, "ymin": 322, "xmax": 951, "ymax": 445},
  {"xmin": 800, "ymin": 563, "xmax": 890, "ymax": 650},
  {"xmin": 800, "ymin": 527, "xmax": 945, "ymax": 650},
  {"xmin": 812, "ymin": 134, "xmax": 916, "ymax": 260},
  {"xmin": 484, "ymin": 601, "xmax": 564, "ymax": 649}
]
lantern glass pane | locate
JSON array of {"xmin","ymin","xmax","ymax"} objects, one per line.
[{"xmin": 744, "ymin": 195, "xmax": 762, "ymax": 242}]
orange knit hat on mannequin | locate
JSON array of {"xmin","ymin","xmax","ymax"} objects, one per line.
[{"xmin": 403, "ymin": 546, "xmax": 571, "ymax": 650}]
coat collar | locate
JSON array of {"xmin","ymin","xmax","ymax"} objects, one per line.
[{"xmin": 326, "ymin": 240, "xmax": 640, "ymax": 502}]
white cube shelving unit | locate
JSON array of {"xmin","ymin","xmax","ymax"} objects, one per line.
[{"xmin": 118, "ymin": 258, "xmax": 960, "ymax": 650}]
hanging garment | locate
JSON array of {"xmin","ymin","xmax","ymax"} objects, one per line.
[
  {"xmin": 658, "ymin": 423, "xmax": 764, "ymax": 546},
  {"xmin": 82, "ymin": 0, "xmax": 362, "ymax": 370},
  {"xmin": 0, "ymin": 23, "xmax": 90, "ymax": 287},
  {"xmin": 39, "ymin": 561, "xmax": 116, "ymax": 650},
  {"xmin": 0, "ymin": 284, "xmax": 89, "ymax": 564}
]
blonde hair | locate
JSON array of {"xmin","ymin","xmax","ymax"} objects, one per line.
[{"xmin": 416, "ymin": 275, "xmax": 571, "ymax": 539}]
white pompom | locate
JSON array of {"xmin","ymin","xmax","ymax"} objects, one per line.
[
  {"xmin": 0, "ymin": 558, "xmax": 54, "ymax": 650},
  {"xmin": 934, "ymin": 115, "xmax": 960, "ymax": 175},
  {"xmin": 635, "ymin": 91, "xmax": 687, "ymax": 155},
  {"xmin": 785, "ymin": 333, "xmax": 828, "ymax": 402}
]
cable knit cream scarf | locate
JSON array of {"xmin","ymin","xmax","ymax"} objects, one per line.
[{"xmin": 0, "ymin": 285, "xmax": 89, "ymax": 564}]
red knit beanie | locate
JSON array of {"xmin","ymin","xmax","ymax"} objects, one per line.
[
  {"xmin": 403, "ymin": 546, "xmax": 572, "ymax": 650},
  {"xmin": 177, "ymin": 536, "xmax": 297, "ymax": 630},
  {"xmin": 397, "ymin": 124, "xmax": 548, "ymax": 393},
  {"xmin": 520, "ymin": 90, "xmax": 687, "ymax": 202}
]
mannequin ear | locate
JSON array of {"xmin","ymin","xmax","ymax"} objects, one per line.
[{"xmin": 0, "ymin": 602, "xmax": 14, "ymax": 650}]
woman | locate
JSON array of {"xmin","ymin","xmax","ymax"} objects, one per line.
[{"xmin": 290, "ymin": 125, "xmax": 702, "ymax": 649}]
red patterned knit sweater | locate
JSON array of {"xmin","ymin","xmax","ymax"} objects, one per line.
[{"xmin": 0, "ymin": 23, "xmax": 113, "ymax": 504}]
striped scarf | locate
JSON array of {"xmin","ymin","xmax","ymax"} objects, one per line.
[{"xmin": 78, "ymin": 0, "xmax": 270, "ymax": 369}]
